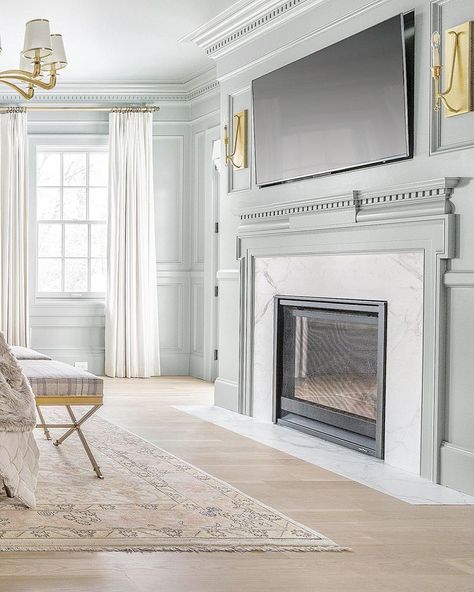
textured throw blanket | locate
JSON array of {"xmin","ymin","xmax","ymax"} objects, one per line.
[
  {"xmin": 0, "ymin": 332, "xmax": 39, "ymax": 507},
  {"xmin": 0, "ymin": 333, "xmax": 36, "ymax": 432}
]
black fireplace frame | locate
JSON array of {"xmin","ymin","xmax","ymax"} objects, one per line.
[{"xmin": 273, "ymin": 295, "xmax": 387, "ymax": 458}]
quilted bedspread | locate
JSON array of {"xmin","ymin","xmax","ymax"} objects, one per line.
[
  {"xmin": 0, "ymin": 332, "xmax": 39, "ymax": 508},
  {"xmin": 0, "ymin": 431, "xmax": 39, "ymax": 508}
]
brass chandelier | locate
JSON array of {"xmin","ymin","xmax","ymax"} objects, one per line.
[{"xmin": 0, "ymin": 19, "xmax": 67, "ymax": 100}]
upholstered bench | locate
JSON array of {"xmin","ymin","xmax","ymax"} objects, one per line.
[{"xmin": 12, "ymin": 347, "xmax": 104, "ymax": 479}]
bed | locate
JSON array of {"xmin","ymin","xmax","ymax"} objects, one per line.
[{"xmin": 0, "ymin": 340, "xmax": 39, "ymax": 508}]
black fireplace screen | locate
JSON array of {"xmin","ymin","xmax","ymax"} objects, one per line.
[{"xmin": 274, "ymin": 297, "xmax": 386, "ymax": 458}]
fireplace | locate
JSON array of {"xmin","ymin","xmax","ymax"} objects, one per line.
[{"xmin": 273, "ymin": 296, "xmax": 387, "ymax": 458}]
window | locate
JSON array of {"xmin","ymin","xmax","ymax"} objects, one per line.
[{"xmin": 36, "ymin": 148, "xmax": 108, "ymax": 298}]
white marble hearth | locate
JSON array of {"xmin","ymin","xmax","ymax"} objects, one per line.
[
  {"xmin": 253, "ymin": 252, "xmax": 424, "ymax": 475},
  {"xmin": 176, "ymin": 405, "xmax": 474, "ymax": 505}
]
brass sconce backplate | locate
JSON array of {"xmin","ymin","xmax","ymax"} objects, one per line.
[
  {"xmin": 224, "ymin": 110, "xmax": 248, "ymax": 169},
  {"xmin": 444, "ymin": 21, "xmax": 473, "ymax": 117},
  {"xmin": 234, "ymin": 109, "xmax": 248, "ymax": 169}
]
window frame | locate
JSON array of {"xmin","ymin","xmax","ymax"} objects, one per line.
[{"xmin": 34, "ymin": 144, "xmax": 108, "ymax": 301}]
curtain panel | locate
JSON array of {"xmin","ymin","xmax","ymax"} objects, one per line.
[
  {"xmin": 105, "ymin": 111, "xmax": 160, "ymax": 378},
  {"xmin": 0, "ymin": 110, "xmax": 29, "ymax": 346}
]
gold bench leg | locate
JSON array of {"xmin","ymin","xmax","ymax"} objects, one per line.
[
  {"xmin": 53, "ymin": 406, "xmax": 104, "ymax": 480},
  {"xmin": 36, "ymin": 405, "xmax": 52, "ymax": 440}
]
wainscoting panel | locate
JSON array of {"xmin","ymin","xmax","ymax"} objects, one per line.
[
  {"xmin": 190, "ymin": 274, "xmax": 205, "ymax": 378},
  {"xmin": 192, "ymin": 131, "xmax": 205, "ymax": 269},
  {"xmin": 157, "ymin": 273, "xmax": 190, "ymax": 375},
  {"xmin": 154, "ymin": 134, "xmax": 186, "ymax": 269},
  {"xmin": 443, "ymin": 270, "xmax": 474, "ymax": 495}
]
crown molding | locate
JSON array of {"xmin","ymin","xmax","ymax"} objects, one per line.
[
  {"xmin": 239, "ymin": 178, "xmax": 460, "ymax": 222},
  {"xmin": 182, "ymin": 0, "xmax": 324, "ymax": 59},
  {"xmin": 0, "ymin": 71, "xmax": 219, "ymax": 105}
]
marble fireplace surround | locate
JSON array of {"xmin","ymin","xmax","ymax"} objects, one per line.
[{"xmin": 237, "ymin": 178, "xmax": 458, "ymax": 482}]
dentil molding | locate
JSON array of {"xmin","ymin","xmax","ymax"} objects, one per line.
[
  {"xmin": 239, "ymin": 178, "xmax": 460, "ymax": 224},
  {"xmin": 182, "ymin": 0, "xmax": 319, "ymax": 58},
  {"xmin": 0, "ymin": 74, "xmax": 220, "ymax": 106}
]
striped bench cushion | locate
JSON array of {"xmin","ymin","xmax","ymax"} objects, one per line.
[{"xmin": 18, "ymin": 360, "xmax": 103, "ymax": 397}]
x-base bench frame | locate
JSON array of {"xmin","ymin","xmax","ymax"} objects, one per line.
[{"xmin": 36, "ymin": 396, "xmax": 104, "ymax": 479}]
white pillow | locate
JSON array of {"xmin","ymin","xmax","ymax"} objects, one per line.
[{"xmin": 10, "ymin": 346, "xmax": 51, "ymax": 361}]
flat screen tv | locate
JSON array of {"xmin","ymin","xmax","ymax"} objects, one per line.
[{"xmin": 252, "ymin": 12, "xmax": 414, "ymax": 187}]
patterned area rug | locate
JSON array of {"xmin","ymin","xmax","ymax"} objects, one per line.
[{"xmin": 0, "ymin": 415, "xmax": 346, "ymax": 552}]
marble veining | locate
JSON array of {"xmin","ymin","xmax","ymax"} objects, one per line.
[
  {"xmin": 176, "ymin": 405, "xmax": 474, "ymax": 506},
  {"xmin": 252, "ymin": 252, "xmax": 424, "ymax": 475}
]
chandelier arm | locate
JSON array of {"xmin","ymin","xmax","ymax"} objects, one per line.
[
  {"xmin": 0, "ymin": 73, "xmax": 57, "ymax": 90},
  {"xmin": 0, "ymin": 79, "xmax": 34, "ymax": 100}
]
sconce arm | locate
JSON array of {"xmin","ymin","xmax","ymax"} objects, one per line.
[
  {"xmin": 224, "ymin": 114, "xmax": 243, "ymax": 168},
  {"xmin": 432, "ymin": 30, "xmax": 462, "ymax": 114}
]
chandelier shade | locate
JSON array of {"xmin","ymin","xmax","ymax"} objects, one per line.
[
  {"xmin": 22, "ymin": 19, "xmax": 53, "ymax": 60},
  {"xmin": 42, "ymin": 34, "xmax": 67, "ymax": 70}
]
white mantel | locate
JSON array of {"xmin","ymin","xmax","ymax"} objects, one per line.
[{"xmin": 237, "ymin": 178, "xmax": 458, "ymax": 482}]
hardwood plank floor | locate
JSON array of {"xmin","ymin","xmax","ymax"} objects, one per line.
[{"xmin": 2, "ymin": 376, "xmax": 474, "ymax": 592}]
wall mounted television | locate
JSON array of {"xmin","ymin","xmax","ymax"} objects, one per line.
[{"xmin": 252, "ymin": 12, "xmax": 414, "ymax": 187}]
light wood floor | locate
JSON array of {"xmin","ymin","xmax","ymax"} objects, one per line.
[{"xmin": 2, "ymin": 377, "xmax": 474, "ymax": 592}]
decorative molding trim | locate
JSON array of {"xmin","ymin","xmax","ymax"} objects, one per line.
[
  {"xmin": 239, "ymin": 178, "xmax": 460, "ymax": 223},
  {"xmin": 240, "ymin": 192, "xmax": 356, "ymax": 221},
  {"xmin": 187, "ymin": 80, "xmax": 220, "ymax": 102},
  {"xmin": 182, "ymin": 0, "xmax": 319, "ymax": 59},
  {"xmin": 0, "ymin": 75, "xmax": 219, "ymax": 106},
  {"xmin": 444, "ymin": 271, "xmax": 474, "ymax": 288},
  {"xmin": 209, "ymin": 0, "xmax": 392, "ymax": 82}
]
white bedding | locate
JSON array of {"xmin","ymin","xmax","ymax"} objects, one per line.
[
  {"xmin": 0, "ymin": 332, "xmax": 39, "ymax": 508},
  {"xmin": 0, "ymin": 431, "xmax": 39, "ymax": 507}
]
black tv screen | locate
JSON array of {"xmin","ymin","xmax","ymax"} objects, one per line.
[{"xmin": 252, "ymin": 13, "xmax": 414, "ymax": 186}]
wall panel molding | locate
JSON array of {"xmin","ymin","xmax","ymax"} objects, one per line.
[
  {"xmin": 156, "ymin": 275, "xmax": 189, "ymax": 354},
  {"xmin": 444, "ymin": 270, "xmax": 474, "ymax": 287},
  {"xmin": 192, "ymin": 131, "xmax": 206, "ymax": 268},
  {"xmin": 430, "ymin": 0, "xmax": 474, "ymax": 155},
  {"xmin": 191, "ymin": 279, "xmax": 205, "ymax": 356},
  {"xmin": 154, "ymin": 134, "xmax": 186, "ymax": 269}
]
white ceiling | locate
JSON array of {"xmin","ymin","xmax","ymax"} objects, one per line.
[{"xmin": 0, "ymin": 0, "xmax": 239, "ymax": 84}]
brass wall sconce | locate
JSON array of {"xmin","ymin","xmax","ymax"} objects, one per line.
[
  {"xmin": 223, "ymin": 110, "xmax": 248, "ymax": 169},
  {"xmin": 431, "ymin": 21, "xmax": 473, "ymax": 117}
]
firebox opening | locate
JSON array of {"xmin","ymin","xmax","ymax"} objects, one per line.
[{"xmin": 273, "ymin": 296, "xmax": 387, "ymax": 458}]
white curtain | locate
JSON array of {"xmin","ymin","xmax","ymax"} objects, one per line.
[
  {"xmin": 105, "ymin": 110, "xmax": 160, "ymax": 377},
  {"xmin": 0, "ymin": 109, "xmax": 29, "ymax": 346}
]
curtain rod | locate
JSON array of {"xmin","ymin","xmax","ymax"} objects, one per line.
[{"xmin": 0, "ymin": 106, "xmax": 160, "ymax": 113}]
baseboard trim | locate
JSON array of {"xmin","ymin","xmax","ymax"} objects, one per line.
[
  {"xmin": 440, "ymin": 442, "xmax": 474, "ymax": 496},
  {"xmin": 214, "ymin": 378, "xmax": 239, "ymax": 412}
]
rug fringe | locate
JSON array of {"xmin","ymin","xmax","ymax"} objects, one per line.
[{"xmin": 0, "ymin": 544, "xmax": 351, "ymax": 553}]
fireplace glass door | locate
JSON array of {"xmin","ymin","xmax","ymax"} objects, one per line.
[{"xmin": 274, "ymin": 297, "xmax": 386, "ymax": 457}]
